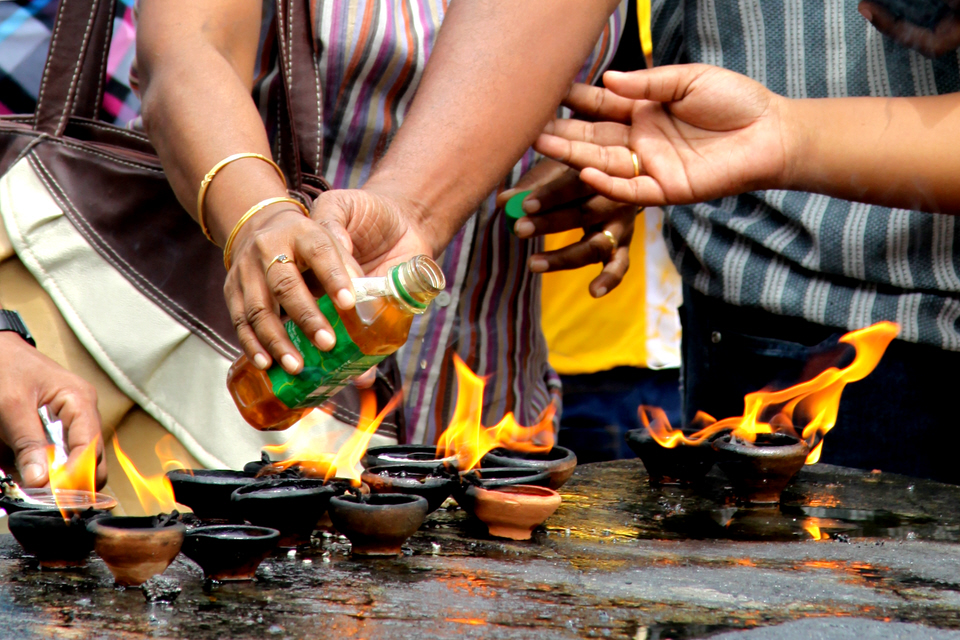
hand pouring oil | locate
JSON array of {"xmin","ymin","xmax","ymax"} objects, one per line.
[{"xmin": 227, "ymin": 255, "xmax": 445, "ymax": 430}]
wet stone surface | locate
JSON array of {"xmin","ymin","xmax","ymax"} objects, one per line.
[{"xmin": 3, "ymin": 461, "xmax": 960, "ymax": 639}]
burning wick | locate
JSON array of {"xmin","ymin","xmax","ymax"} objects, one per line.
[
  {"xmin": 435, "ymin": 355, "xmax": 556, "ymax": 470},
  {"xmin": 640, "ymin": 321, "xmax": 899, "ymax": 465},
  {"xmin": 260, "ymin": 390, "xmax": 402, "ymax": 485}
]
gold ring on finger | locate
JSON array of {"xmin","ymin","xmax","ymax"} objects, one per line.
[
  {"xmin": 602, "ymin": 230, "xmax": 618, "ymax": 254},
  {"xmin": 265, "ymin": 253, "xmax": 294, "ymax": 276},
  {"xmin": 631, "ymin": 152, "xmax": 640, "ymax": 178}
]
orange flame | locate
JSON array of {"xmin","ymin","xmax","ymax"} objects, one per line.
[
  {"xmin": 261, "ymin": 390, "xmax": 401, "ymax": 485},
  {"xmin": 47, "ymin": 437, "xmax": 99, "ymax": 519},
  {"xmin": 155, "ymin": 434, "xmax": 193, "ymax": 475},
  {"xmin": 113, "ymin": 437, "xmax": 177, "ymax": 514},
  {"xmin": 641, "ymin": 321, "xmax": 899, "ymax": 465},
  {"xmin": 435, "ymin": 355, "xmax": 555, "ymax": 470}
]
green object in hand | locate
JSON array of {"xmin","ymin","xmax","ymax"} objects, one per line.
[{"xmin": 504, "ymin": 190, "xmax": 532, "ymax": 235}]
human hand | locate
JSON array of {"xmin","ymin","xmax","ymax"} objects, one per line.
[
  {"xmin": 496, "ymin": 159, "xmax": 637, "ymax": 297},
  {"xmin": 223, "ymin": 205, "xmax": 365, "ymax": 375},
  {"xmin": 0, "ymin": 334, "xmax": 106, "ymax": 489},
  {"xmin": 533, "ymin": 65, "xmax": 790, "ymax": 208},
  {"xmin": 859, "ymin": 1, "xmax": 960, "ymax": 58}
]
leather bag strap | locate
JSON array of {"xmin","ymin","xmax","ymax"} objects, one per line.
[
  {"xmin": 274, "ymin": 0, "xmax": 325, "ymax": 184},
  {"xmin": 34, "ymin": 0, "xmax": 116, "ymax": 135}
]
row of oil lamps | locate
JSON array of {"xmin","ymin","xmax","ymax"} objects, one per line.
[{"xmin": 3, "ymin": 445, "xmax": 577, "ymax": 586}]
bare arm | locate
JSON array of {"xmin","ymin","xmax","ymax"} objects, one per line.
[
  {"xmin": 784, "ymin": 94, "xmax": 960, "ymax": 213},
  {"xmin": 138, "ymin": 0, "xmax": 622, "ymax": 375},
  {"xmin": 356, "ymin": 0, "xmax": 624, "ymax": 256}
]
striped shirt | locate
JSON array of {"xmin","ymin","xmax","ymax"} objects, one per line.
[
  {"xmin": 255, "ymin": 2, "xmax": 627, "ymax": 443},
  {"xmin": 649, "ymin": 0, "xmax": 960, "ymax": 350}
]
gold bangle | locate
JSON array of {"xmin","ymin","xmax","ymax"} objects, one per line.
[
  {"xmin": 197, "ymin": 153, "xmax": 287, "ymax": 244},
  {"xmin": 222, "ymin": 197, "xmax": 310, "ymax": 270}
]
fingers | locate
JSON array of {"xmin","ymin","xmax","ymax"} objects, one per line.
[
  {"xmin": 528, "ymin": 212, "xmax": 634, "ymax": 297},
  {"xmin": 263, "ymin": 252, "xmax": 336, "ymax": 353},
  {"xmin": 561, "ymin": 82, "xmax": 636, "ymax": 123},
  {"xmin": 589, "ymin": 243, "xmax": 632, "ymax": 297},
  {"xmin": 546, "ymin": 119, "xmax": 632, "ymax": 148},
  {"xmin": 535, "ymin": 133, "xmax": 638, "ymax": 178},
  {"xmin": 353, "ymin": 367, "xmax": 377, "ymax": 389},
  {"xmin": 53, "ymin": 384, "xmax": 107, "ymax": 489},
  {"xmin": 601, "ymin": 65, "xmax": 713, "ymax": 102},
  {"xmin": 8, "ymin": 413, "xmax": 49, "ymax": 488},
  {"xmin": 579, "ymin": 168, "xmax": 669, "ymax": 207},
  {"xmin": 496, "ymin": 159, "xmax": 570, "ymax": 208}
]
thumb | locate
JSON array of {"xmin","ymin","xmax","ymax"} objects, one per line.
[
  {"xmin": 14, "ymin": 436, "xmax": 48, "ymax": 488},
  {"xmin": 603, "ymin": 64, "xmax": 714, "ymax": 103}
]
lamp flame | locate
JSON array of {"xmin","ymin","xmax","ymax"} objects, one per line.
[
  {"xmin": 260, "ymin": 390, "xmax": 401, "ymax": 485},
  {"xmin": 113, "ymin": 437, "xmax": 177, "ymax": 514},
  {"xmin": 435, "ymin": 355, "xmax": 555, "ymax": 470},
  {"xmin": 47, "ymin": 437, "xmax": 99, "ymax": 520},
  {"xmin": 640, "ymin": 321, "xmax": 898, "ymax": 465},
  {"xmin": 155, "ymin": 434, "xmax": 193, "ymax": 475}
]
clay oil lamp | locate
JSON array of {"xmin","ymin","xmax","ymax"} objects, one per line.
[
  {"xmin": 625, "ymin": 428, "xmax": 718, "ymax": 486},
  {"xmin": 0, "ymin": 464, "xmax": 117, "ymax": 516},
  {"xmin": 231, "ymin": 479, "xmax": 341, "ymax": 547},
  {"xmin": 452, "ymin": 466, "xmax": 551, "ymax": 506},
  {"xmin": 166, "ymin": 469, "xmax": 258, "ymax": 520},
  {"xmin": 180, "ymin": 524, "xmax": 280, "ymax": 581},
  {"xmin": 713, "ymin": 432, "xmax": 811, "ymax": 505},
  {"xmin": 360, "ymin": 445, "xmax": 449, "ymax": 469},
  {"xmin": 360, "ymin": 463, "xmax": 456, "ymax": 513},
  {"xmin": 481, "ymin": 446, "xmax": 577, "ymax": 490},
  {"xmin": 8, "ymin": 509, "xmax": 106, "ymax": 568},
  {"xmin": 458, "ymin": 484, "xmax": 561, "ymax": 541},
  {"xmin": 625, "ymin": 407, "xmax": 722, "ymax": 486},
  {"xmin": 637, "ymin": 323, "xmax": 899, "ymax": 501},
  {"xmin": 88, "ymin": 513, "xmax": 185, "ymax": 586},
  {"xmin": 327, "ymin": 492, "xmax": 428, "ymax": 556}
]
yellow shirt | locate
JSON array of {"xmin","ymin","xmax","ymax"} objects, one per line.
[{"xmin": 540, "ymin": 207, "xmax": 682, "ymax": 375}]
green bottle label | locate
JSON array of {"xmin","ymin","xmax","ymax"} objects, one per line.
[{"xmin": 267, "ymin": 296, "xmax": 385, "ymax": 409}]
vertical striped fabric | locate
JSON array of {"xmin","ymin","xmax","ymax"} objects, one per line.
[
  {"xmin": 287, "ymin": 1, "xmax": 627, "ymax": 443},
  {"xmin": 649, "ymin": 0, "xmax": 960, "ymax": 351}
]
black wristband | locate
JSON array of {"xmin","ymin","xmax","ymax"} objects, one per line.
[{"xmin": 0, "ymin": 310, "xmax": 35, "ymax": 347}]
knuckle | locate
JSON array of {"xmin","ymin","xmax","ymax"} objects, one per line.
[
  {"xmin": 271, "ymin": 270, "xmax": 303, "ymax": 299},
  {"xmin": 245, "ymin": 303, "xmax": 274, "ymax": 330}
]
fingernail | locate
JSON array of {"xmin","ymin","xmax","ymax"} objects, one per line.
[
  {"xmin": 253, "ymin": 353, "xmax": 270, "ymax": 370},
  {"xmin": 858, "ymin": 6, "xmax": 873, "ymax": 21},
  {"xmin": 336, "ymin": 288, "xmax": 355, "ymax": 309},
  {"xmin": 522, "ymin": 198, "xmax": 541, "ymax": 214},
  {"xmin": 514, "ymin": 219, "xmax": 535, "ymax": 237},
  {"xmin": 315, "ymin": 329, "xmax": 336, "ymax": 351},
  {"xmin": 281, "ymin": 354, "xmax": 301, "ymax": 374},
  {"xmin": 594, "ymin": 286, "xmax": 609, "ymax": 298},
  {"xmin": 21, "ymin": 463, "xmax": 44, "ymax": 487},
  {"xmin": 529, "ymin": 257, "xmax": 549, "ymax": 273}
]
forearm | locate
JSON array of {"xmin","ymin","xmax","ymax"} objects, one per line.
[
  {"xmin": 137, "ymin": 0, "xmax": 288, "ymax": 246},
  {"xmin": 783, "ymin": 94, "xmax": 960, "ymax": 214},
  {"xmin": 364, "ymin": 0, "xmax": 623, "ymax": 255}
]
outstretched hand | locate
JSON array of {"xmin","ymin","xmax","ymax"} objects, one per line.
[
  {"xmin": 496, "ymin": 159, "xmax": 637, "ymax": 297},
  {"xmin": 534, "ymin": 64, "xmax": 791, "ymax": 208}
]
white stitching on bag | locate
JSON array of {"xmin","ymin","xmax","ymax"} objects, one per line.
[
  {"xmin": 56, "ymin": 0, "xmax": 101, "ymax": 135},
  {"xmin": 28, "ymin": 154, "xmax": 240, "ymax": 359}
]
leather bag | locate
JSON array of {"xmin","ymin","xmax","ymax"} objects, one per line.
[{"xmin": 0, "ymin": 0, "xmax": 404, "ymax": 468}]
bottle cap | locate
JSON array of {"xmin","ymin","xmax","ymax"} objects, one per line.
[{"xmin": 504, "ymin": 190, "xmax": 532, "ymax": 235}]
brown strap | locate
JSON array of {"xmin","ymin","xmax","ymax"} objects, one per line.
[
  {"xmin": 274, "ymin": 0, "xmax": 325, "ymax": 181},
  {"xmin": 34, "ymin": 0, "xmax": 116, "ymax": 136}
]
